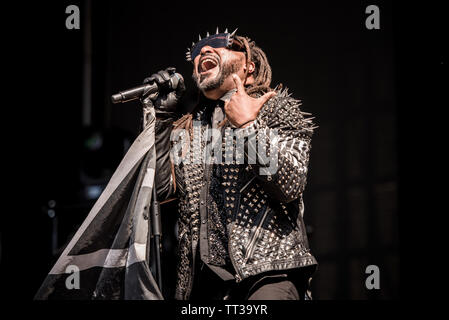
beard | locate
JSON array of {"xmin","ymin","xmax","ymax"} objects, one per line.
[{"xmin": 192, "ymin": 58, "xmax": 243, "ymax": 92}]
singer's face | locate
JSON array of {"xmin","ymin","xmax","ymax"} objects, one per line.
[{"xmin": 192, "ymin": 45, "xmax": 247, "ymax": 100}]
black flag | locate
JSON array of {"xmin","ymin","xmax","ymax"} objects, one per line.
[{"xmin": 35, "ymin": 113, "xmax": 163, "ymax": 300}]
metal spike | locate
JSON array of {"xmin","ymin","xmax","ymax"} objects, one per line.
[
  {"xmin": 192, "ymin": 42, "xmax": 195, "ymax": 47},
  {"xmin": 224, "ymin": 28, "xmax": 228, "ymax": 33},
  {"xmin": 206, "ymin": 31, "xmax": 210, "ymax": 37},
  {"xmin": 199, "ymin": 34, "xmax": 202, "ymax": 40},
  {"xmin": 230, "ymin": 28, "xmax": 238, "ymax": 37},
  {"xmin": 216, "ymin": 27, "xmax": 219, "ymax": 34}
]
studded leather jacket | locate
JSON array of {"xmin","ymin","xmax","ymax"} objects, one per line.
[{"xmin": 154, "ymin": 88, "xmax": 317, "ymax": 300}]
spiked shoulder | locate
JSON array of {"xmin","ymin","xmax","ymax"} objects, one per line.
[{"xmin": 257, "ymin": 88, "xmax": 317, "ymax": 138}]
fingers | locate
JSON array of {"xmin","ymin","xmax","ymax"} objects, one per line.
[
  {"xmin": 144, "ymin": 70, "xmax": 171, "ymax": 85},
  {"xmin": 232, "ymin": 74, "xmax": 245, "ymax": 93},
  {"xmin": 144, "ymin": 67, "xmax": 179, "ymax": 88},
  {"xmin": 258, "ymin": 90, "xmax": 277, "ymax": 106},
  {"xmin": 223, "ymin": 98, "xmax": 230, "ymax": 110},
  {"xmin": 155, "ymin": 70, "xmax": 171, "ymax": 84},
  {"xmin": 174, "ymin": 74, "xmax": 186, "ymax": 97}
]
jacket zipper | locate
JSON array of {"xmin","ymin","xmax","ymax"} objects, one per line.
[{"xmin": 243, "ymin": 207, "xmax": 270, "ymax": 264}]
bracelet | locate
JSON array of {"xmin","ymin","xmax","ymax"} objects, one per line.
[{"xmin": 238, "ymin": 119, "xmax": 255, "ymax": 128}]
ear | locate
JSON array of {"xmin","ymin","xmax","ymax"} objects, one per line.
[{"xmin": 245, "ymin": 61, "xmax": 255, "ymax": 75}]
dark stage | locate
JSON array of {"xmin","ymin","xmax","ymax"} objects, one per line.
[{"xmin": 1, "ymin": 0, "xmax": 444, "ymax": 302}]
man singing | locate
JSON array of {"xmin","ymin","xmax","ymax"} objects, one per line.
[
  {"xmin": 147, "ymin": 28, "xmax": 318, "ymax": 300},
  {"xmin": 35, "ymin": 27, "xmax": 317, "ymax": 301}
]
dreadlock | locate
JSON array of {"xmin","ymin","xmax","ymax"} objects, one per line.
[
  {"xmin": 235, "ymin": 35, "xmax": 273, "ymax": 96},
  {"xmin": 173, "ymin": 34, "xmax": 275, "ymax": 134}
]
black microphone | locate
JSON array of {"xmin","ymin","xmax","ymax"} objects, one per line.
[
  {"xmin": 111, "ymin": 82, "xmax": 158, "ymax": 104},
  {"xmin": 111, "ymin": 72, "xmax": 183, "ymax": 104}
]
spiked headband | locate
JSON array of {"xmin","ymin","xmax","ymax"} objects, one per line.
[{"xmin": 185, "ymin": 27, "xmax": 238, "ymax": 62}]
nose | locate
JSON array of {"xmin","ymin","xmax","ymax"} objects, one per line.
[{"xmin": 200, "ymin": 45, "xmax": 214, "ymax": 55}]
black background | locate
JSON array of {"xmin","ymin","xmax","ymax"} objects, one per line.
[{"xmin": 1, "ymin": 0, "xmax": 445, "ymax": 304}]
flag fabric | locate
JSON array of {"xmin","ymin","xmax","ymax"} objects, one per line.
[{"xmin": 35, "ymin": 111, "xmax": 163, "ymax": 300}]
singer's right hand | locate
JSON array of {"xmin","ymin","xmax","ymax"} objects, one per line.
[{"xmin": 141, "ymin": 67, "xmax": 185, "ymax": 117}]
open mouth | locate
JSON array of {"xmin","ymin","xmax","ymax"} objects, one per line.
[{"xmin": 199, "ymin": 55, "xmax": 219, "ymax": 74}]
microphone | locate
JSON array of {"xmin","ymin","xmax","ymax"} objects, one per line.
[
  {"xmin": 111, "ymin": 82, "xmax": 158, "ymax": 104},
  {"xmin": 111, "ymin": 72, "xmax": 183, "ymax": 104}
]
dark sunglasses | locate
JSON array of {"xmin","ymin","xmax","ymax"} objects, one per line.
[{"xmin": 229, "ymin": 39, "xmax": 245, "ymax": 53}]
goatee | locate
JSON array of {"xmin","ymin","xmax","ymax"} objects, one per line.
[{"xmin": 192, "ymin": 59, "xmax": 242, "ymax": 92}]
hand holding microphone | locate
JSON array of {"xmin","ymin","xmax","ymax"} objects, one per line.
[
  {"xmin": 141, "ymin": 67, "xmax": 185, "ymax": 115},
  {"xmin": 111, "ymin": 67, "xmax": 185, "ymax": 117}
]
